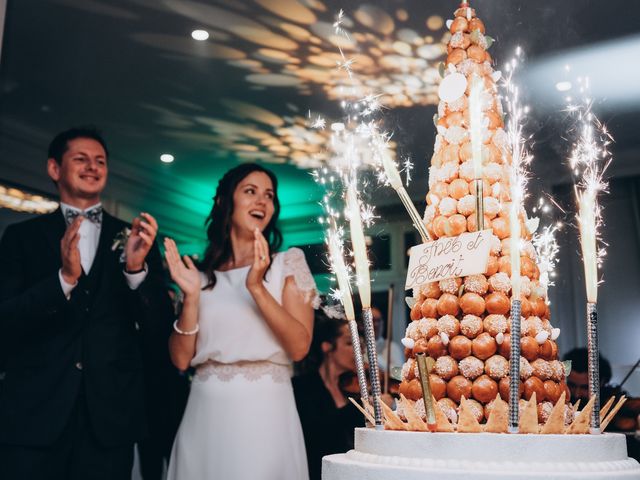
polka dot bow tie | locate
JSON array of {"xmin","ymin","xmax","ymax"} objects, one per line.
[{"xmin": 64, "ymin": 206, "xmax": 103, "ymax": 226}]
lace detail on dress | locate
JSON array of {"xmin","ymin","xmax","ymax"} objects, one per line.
[
  {"xmin": 194, "ymin": 360, "xmax": 292, "ymax": 383},
  {"xmin": 283, "ymin": 248, "xmax": 320, "ymax": 308}
]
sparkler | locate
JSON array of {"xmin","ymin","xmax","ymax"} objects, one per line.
[
  {"xmin": 381, "ymin": 151, "xmax": 431, "ymax": 243},
  {"xmin": 469, "ymin": 74, "xmax": 486, "ymax": 230},
  {"xmin": 327, "ymin": 218, "xmax": 370, "ymax": 408},
  {"xmin": 502, "ymin": 48, "xmax": 534, "ymax": 433},
  {"xmin": 568, "ymin": 80, "xmax": 612, "ymax": 434},
  {"xmin": 346, "ymin": 183, "xmax": 383, "ymax": 429}
]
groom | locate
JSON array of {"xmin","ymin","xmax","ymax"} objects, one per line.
[{"xmin": 0, "ymin": 127, "xmax": 175, "ymax": 479}]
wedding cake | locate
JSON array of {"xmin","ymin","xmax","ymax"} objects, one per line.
[
  {"xmin": 323, "ymin": 428, "xmax": 640, "ymax": 479},
  {"xmin": 324, "ymin": 1, "xmax": 640, "ymax": 478}
]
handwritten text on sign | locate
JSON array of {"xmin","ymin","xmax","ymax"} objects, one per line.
[{"xmin": 405, "ymin": 230, "xmax": 492, "ymax": 290}]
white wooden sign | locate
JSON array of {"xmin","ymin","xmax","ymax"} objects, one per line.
[{"xmin": 405, "ymin": 230, "xmax": 493, "ymax": 290}]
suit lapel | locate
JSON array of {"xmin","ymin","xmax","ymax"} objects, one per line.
[
  {"xmin": 97, "ymin": 211, "xmax": 121, "ymax": 263},
  {"xmin": 88, "ymin": 210, "xmax": 123, "ymax": 280},
  {"xmin": 41, "ymin": 208, "xmax": 67, "ymax": 260}
]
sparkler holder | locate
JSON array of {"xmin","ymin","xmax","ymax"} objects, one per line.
[
  {"xmin": 474, "ymin": 178, "xmax": 485, "ymax": 231},
  {"xmin": 508, "ymin": 298, "xmax": 522, "ymax": 433},
  {"xmin": 587, "ymin": 302, "xmax": 601, "ymax": 434},
  {"xmin": 362, "ymin": 306, "xmax": 384, "ymax": 429},
  {"xmin": 347, "ymin": 318, "xmax": 370, "ymax": 408}
]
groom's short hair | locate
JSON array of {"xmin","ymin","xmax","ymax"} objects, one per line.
[{"xmin": 48, "ymin": 126, "xmax": 109, "ymax": 164}]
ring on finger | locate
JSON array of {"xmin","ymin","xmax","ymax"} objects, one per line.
[{"xmin": 260, "ymin": 255, "xmax": 266, "ymax": 261}]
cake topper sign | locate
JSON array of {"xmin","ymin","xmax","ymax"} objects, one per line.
[{"xmin": 405, "ymin": 230, "xmax": 492, "ymax": 289}]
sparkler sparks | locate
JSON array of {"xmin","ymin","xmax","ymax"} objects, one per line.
[
  {"xmin": 533, "ymin": 223, "xmax": 561, "ymax": 288},
  {"xmin": 503, "ymin": 48, "xmax": 534, "ymax": 208},
  {"xmin": 502, "ymin": 48, "xmax": 534, "ymax": 298},
  {"xmin": 336, "ymin": 47, "xmax": 356, "ymax": 79},
  {"xmin": 311, "ymin": 115, "xmax": 326, "ymax": 130},
  {"xmin": 333, "ymin": 9, "xmax": 350, "ymax": 40},
  {"xmin": 402, "ymin": 156, "xmax": 414, "ymax": 187},
  {"xmin": 567, "ymin": 79, "xmax": 612, "ymax": 303}
]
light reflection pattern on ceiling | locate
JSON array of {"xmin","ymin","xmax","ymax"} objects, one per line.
[
  {"xmin": 147, "ymin": 0, "xmax": 448, "ymax": 106},
  {"xmin": 52, "ymin": 0, "xmax": 447, "ymax": 168},
  {"xmin": 135, "ymin": 0, "xmax": 447, "ymax": 167}
]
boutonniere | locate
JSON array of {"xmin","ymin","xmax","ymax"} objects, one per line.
[{"xmin": 111, "ymin": 227, "xmax": 131, "ymax": 263}]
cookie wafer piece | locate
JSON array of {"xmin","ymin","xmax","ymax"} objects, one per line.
[
  {"xmin": 567, "ymin": 395, "xmax": 595, "ymax": 434},
  {"xmin": 433, "ymin": 395, "xmax": 455, "ymax": 432},
  {"xmin": 572, "ymin": 399, "xmax": 581, "ymax": 412},
  {"xmin": 400, "ymin": 394, "xmax": 428, "ymax": 431},
  {"xmin": 601, "ymin": 396, "xmax": 627, "ymax": 432},
  {"xmin": 348, "ymin": 397, "xmax": 375, "ymax": 425},
  {"xmin": 599, "ymin": 395, "xmax": 616, "ymax": 422},
  {"xmin": 457, "ymin": 396, "xmax": 482, "ymax": 433},
  {"xmin": 380, "ymin": 398, "xmax": 408, "ymax": 430},
  {"xmin": 484, "ymin": 394, "xmax": 508, "ymax": 433},
  {"xmin": 541, "ymin": 392, "xmax": 566, "ymax": 434},
  {"xmin": 519, "ymin": 393, "xmax": 539, "ymax": 434}
]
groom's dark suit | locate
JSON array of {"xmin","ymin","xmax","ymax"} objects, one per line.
[{"xmin": 0, "ymin": 208, "xmax": 174, "ymax": 478}]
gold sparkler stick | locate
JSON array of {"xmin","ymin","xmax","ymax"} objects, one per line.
[
  {"xmin": 381, "ymin": 152, "xmax": 431, "ymax": 242},
  {"xmin": 416, "ymin": 354, "xmax": 437, "ymax": 431}
]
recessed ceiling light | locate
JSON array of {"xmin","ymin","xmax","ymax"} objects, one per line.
[
  {"xmin": 160, "ymin": 153, "xmax": 175, "ymax": 163},
  {"xmin": 555, "ymin": 81, "xmax": 572, "ymax": 92},
  {"xmin": 191, "ymin": 29, "xmax": 209, "ymax": 41}
]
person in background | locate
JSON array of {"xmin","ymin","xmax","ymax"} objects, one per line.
[
  {"xmin": 293, "ymin": 305, "xmax": 365, "ymax": 480},
  {"xmin": 0, "ymin": 126, "xmax": 174, "ymax": 480},
  {"xmin": 563, "ymin": 347, "xmax": 614, "ymax": 405},
  {"xmin": 371, "ymin": 306, "xmax": 405, "ymax": 374}
]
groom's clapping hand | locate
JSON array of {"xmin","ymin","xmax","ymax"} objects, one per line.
[
  {"xmin": 125, "ymin": 212, "xmax": 158, "ymax": 272},
  {"xmin": 60, "ymin": 216, "xmax": 83, "ymax": 284}
]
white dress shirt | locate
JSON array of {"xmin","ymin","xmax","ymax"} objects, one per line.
[{"xmin": 58, "ymin": 202, "xmax": 147, "ymax": 298}]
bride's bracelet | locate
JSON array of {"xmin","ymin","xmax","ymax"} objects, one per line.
[{"xmin": 173, "ymin": 320, "xmax": 199, "ymax": 336}]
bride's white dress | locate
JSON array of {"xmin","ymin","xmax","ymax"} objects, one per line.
[{"xmin": 167, "ymin": 248, "xmax": 315, "ymax": 480}]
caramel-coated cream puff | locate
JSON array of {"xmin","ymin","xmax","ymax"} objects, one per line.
[
  {"xmin": 437, "ymin": 294, "xmax": 460, "ymax": 317},
  {"xmin": 447, "ymin": 48, "xmax": 467, "ymax": 65},
  {"xmin": 420, "ymin": 298, "xmax": 439, "ymax": 319},
  {"xmin": 430, "ymin": 373, "xmax": 447, "ymax": 400},
  {"xmin": 499, "ymin": 376, "xmax": 523, "ymax": 402},
  {"xmin": 448, "ymin": 178, "xmax": 470, "ymax": 200},
  {"xmin": 485, "ymin": 292, "xmax": 510, "ymax": 315},
  {"xmin": 459, "ymin": 292, "xmax": 486, "ymax": 316},
  {"xmin": 435, "ymin": 355, "xmax": 459, "ymax": 380},
  {"xmin": 448, "ymin": 335, "xmax": 473, "ymax": 360},
  {"xmin": 520, "ymin": 336, "xmax": 539, "ymax": 362},
  {"xmin": 460, "ymin": 314, "xmax": 483, "ymax": 339},
  {"xmin": 446, "ymin": 375, "xmax": 473, "ymax": 403},
  {"xmin": 484, "ymin": 354, "xmax": 509, "ymax": 380},
  {"xmin": 427, "ymin": 335, "xmax": 448, "ymax": 359},
  {"xmin": 472, "ymin": 374, "xmax": 499, "ymax": 403},
  {"xmin": 471, "ymin": 332, "xmax": 497, "ymax": 360},
  {"xmin": 523, "ymin": 376, "xmax": 546, "ymax": 402}
]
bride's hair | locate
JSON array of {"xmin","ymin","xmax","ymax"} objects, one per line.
[{"xmin": 201, "ymin": 163, "xmax": 283, "ymax": 290}]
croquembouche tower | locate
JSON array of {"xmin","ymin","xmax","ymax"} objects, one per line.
[
  {"xmin": 323, "ymin": 2, "xmax": 640, "ymax": 479},
  {"xmin": 395, "ymin": 0, "xmax": 573, "ymax": 432}
]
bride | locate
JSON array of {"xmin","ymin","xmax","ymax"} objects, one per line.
[{"xmin": 164, "ymin": 163, "xmax": 316, "ymax": 479}]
